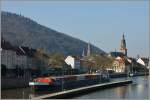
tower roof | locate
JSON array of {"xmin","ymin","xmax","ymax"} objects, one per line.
[
  {"xmin": 120, "ymin": 34, "xmax": 126, "ymax": 49},
  {"xmin": 123, "ymin": 34, "xmax": 125, "ymax": 39},
  {"xmin": 120, "ymin": 33, "xmax": 127, "ymax": 56}
]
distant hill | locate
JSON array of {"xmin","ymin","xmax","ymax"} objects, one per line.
[{"xmin": 1, "ymin": 11, "xmax": 106, "ymax": 56}]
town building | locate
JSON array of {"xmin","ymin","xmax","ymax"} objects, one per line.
[
  {"xmin": 109, "ymin": 34, "xmax": 149, "ymax": 73},
  {"xmin": 140, "ymin": 57, "xmax": 149, "ymax": 67},
  {"xmin": 65, "ymin": 55, "xmax": 81, "ymax": 70},
  {"xmin": 112, "ymin": 56, "xmax": 131, "ymax": 73},
  {"xmin": 1, "ymin": 38, "xmax": 44, "ymax": 69},
  {"xmin": 109, "ymin": 34, "xmax": 127, "ymax": 57},
  {"xmin": 109, "ymin": 34, "xmax": 129, "ymax": 73},
  {"xmin": 1, "ymin": 49, "xmax": 17, "ymax": 69}
]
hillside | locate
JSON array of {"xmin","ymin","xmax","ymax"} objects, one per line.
[{"xmin": 1, "ymin": 11, "xmax": 106, "ymax": 56}]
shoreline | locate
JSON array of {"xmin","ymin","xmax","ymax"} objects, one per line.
[
  {"xmin": 1, "ymin": 73, "xmax": 149, "ymax": 90},
  {"xmin": 33, "ymin": 79, "xmax": 132, "ymax": 99}
]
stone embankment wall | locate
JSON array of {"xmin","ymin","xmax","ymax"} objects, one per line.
[{"xmin": 1, "ymin": 77, "xmax": 31, "ymax": 89}]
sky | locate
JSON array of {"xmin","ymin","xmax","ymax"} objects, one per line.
[{"xmin": 1, "ymin": 1, "xmax": 149, "ymax": 57}]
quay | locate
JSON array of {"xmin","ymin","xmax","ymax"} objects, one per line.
[{"xmin": 32, "ymin": 79, "xmax": 132, "ymax": 99}]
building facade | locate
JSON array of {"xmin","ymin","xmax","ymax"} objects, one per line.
[
  {"xmin": 1, "ymin": 49, "xmax": 16, "ymax": 69},
  {"xmin": 1, "ymin": 39, "xmax": 39, "ymax": 69},
  {"xmin": 109, "ymin": 34, "xmax": 129, "ymax": 73},
  {"xmin": 65, "ymin": 56, "xmax": 81, "ymax": 70}
]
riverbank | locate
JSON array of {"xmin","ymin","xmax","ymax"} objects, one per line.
[
  {"xmin": 1, "ymin": 77, "xmax": 30, "ymax": 90},
  {"xmin": 73, "ymin": 76, "xmax": 149, "ymax": 99},
  {"xmin": 32, "ymin": 79, "xmax": 132, "ymax": 99},
  {"xmin": 109, "ymin": 72, "xmax": 149, "ymax": 78},
  {"xmin": 1, "ymin": 72, "xmax": 149, "ymax": 90},
  {"xmin": 1, "ymin": 76, "xmax": 148, "ymax": 99}
]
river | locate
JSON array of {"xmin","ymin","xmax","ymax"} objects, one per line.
[{"xmin": 1, "ymin": 76, "xmax": 149, "ymax": 99}]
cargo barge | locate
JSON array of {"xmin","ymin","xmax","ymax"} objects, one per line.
[{"xmin": 29, "ymin": 73, "xmax": 110, "ymax": 91}]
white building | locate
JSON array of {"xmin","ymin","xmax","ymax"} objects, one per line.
[
  {"xmin": 65, "ymin": 56, "xmax": 80, "ymax": 70},
  {"xmin": 113, "ymin": 56, "xmax": 125, "ymax": 72},
  {"xmin": 113, "ymin": 56, "xmax": 132, "ymax": 73},
  {"xmin": 136, "ymin": 58, "xmax": 146, "ymax": 66}
]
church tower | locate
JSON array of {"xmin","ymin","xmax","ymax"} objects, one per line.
[
  {"xmin": 120, "ymin": 34, "xmax": 127, "ymax": 56},
  {"xmin": 82, "ymin": 48, "xmax": 85, "ymax": 57},
  {"xmin": 87, "ymin": 42, "xmax": 91, "ymax": 56}
]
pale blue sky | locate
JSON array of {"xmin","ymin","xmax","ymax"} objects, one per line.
[{"xmin": 2, "ymin": 1, "xmax": 149, "ymax": 57}]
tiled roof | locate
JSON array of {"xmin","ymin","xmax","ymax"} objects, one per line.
[
  {"xmin": 110, "ymin": 52, "xmax": 125, "ymax": 57},
  {"xmin": 1, "ymin": 38, "xmax": 36, "ymax": 57},
  {"xmin": 1, "ymin": 38, "xmax": 14, "ymax": 50}
]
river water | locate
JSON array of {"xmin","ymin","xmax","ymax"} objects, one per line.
[{"xmin": 1, "ymin": 76, "xmax": 149, "ymax": 99}]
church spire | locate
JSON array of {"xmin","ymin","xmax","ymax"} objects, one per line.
[
  {"xmin": 123, "ymin": 33, "xmax": 125, "ymax": 39},
  {"xmin": 82, "ymin": 48, "xmax": 85, "ymax": 57},
  {"xmin": 120, "ymin": 33, "xmax": 127, "ymax": 56},
  {"xmin": 87, "ymin": 42, "xmax": 91, "ymax": 56}
]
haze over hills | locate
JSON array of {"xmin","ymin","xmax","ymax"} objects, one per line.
[{"xmin": 1, "ymin": 11, "xmax": 106, "ymax": 56}]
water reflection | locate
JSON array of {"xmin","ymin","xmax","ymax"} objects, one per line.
[
  {"xmin": 74, "ymin": 76, "xmax": 149, "ymax": 99},
  {"xmin": 116, "ymin": 86, "xmax": 127, "ymax": 99},
  {"xmin": 1, "ymin": 88, "xmax": 31, "ymax": 99}
]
